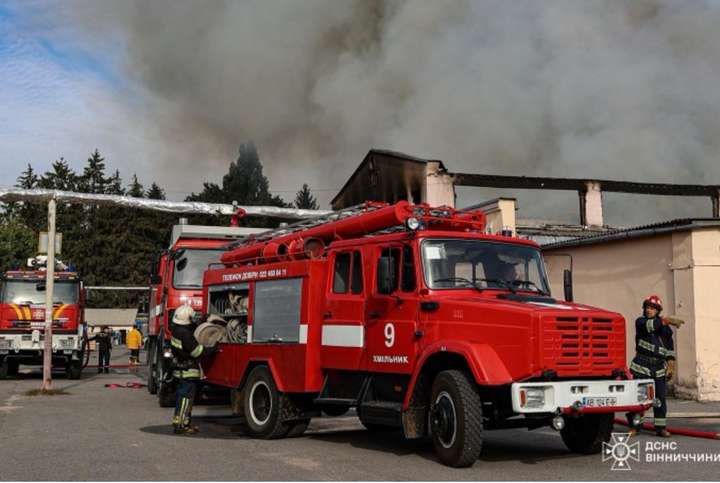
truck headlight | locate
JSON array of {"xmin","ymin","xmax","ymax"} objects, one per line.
[
  {"xmin": 520, "ymin": 387, "xmax": 546, "ymax": 408},
  {"xmin": 637, "ymin": 382, "xmax": 655, "ymax": 402}
]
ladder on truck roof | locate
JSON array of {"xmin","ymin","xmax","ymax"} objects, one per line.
[{"xmin": 226, "ymin": 202, "xmax": 389, "ymax": 250}]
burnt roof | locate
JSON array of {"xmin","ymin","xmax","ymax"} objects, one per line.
[
  {"xmin": 331, "ymin": 149, "xmax": 445, "ymax": 208},
  {"xmin": 541, "ymin": 218, "xmax": 720, "ymax": 250}
]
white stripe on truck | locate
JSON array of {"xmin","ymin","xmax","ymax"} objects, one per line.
[{"xmin": 321, "ymin": 325, "xmax": 364, "ymax": 348}]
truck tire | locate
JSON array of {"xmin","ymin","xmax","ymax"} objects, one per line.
[
  {"xmin": 158, "ymin": 380, "xmax": 176, "ymax": 407},
  {"xmin": 66, "ymin": 361, "xmax": 82, "ymax": 380},
  {"xmin": 0, "ymin": 359, "xmax": 10, "ymax": 379},
  {"xmin": 560, "ymin": 414, "xmax": 613, "ymax": 454},
  {"xmin": 286, "ymin": 419, "xmax": 310, "ymax": 438},
  {"xmin": 239, "ymin": 366, "xmax": 289, "ymax": 439},
  {"xmin": 7, "ymin": 359, "xmax": 19, "ymax": 377},
  {"xmin": 147, "ymin": 341, "xmax": 158, "ymax": 395},
  {"xmin": 430, "ymin": 370, "xmax": 483, "ymax": 468}
]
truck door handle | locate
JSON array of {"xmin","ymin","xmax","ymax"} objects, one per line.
[
  {"xmin": 323, "ymin": 311, "xmax": 333, "ymax": 319},
  {"xmin": 368, "ymin": 311, "xmax": 381, "ymax": 319}
]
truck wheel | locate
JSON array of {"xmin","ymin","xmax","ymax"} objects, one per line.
[
  {"xmin": 147, "ymin": 341, "xmax": 158, "ymax": 395},
  {"xmin": 322, "ymin": 406, "xmax": 349, "ymax": 417},
  {"xmin": 0, "ymin": 359, "xmax": 11, "ymax": 379},
  {"xmin": 158, "ymin": 379, "xmax": 176, "ymax": 407},
  {"xmin": 286, "ymin": 419, "xmax": 310, "ymax": 438},
  {"xmin": 430, "ymin": 370, "xmax": 483, "ymax": 468},
  {"xmin": 7, "ymin": 359, "xmax": 19, "ymax": 377},
  {"xmin": 560, "ymin": 414, "xmax": 613, "ymax": 454},
  {"xmin": 66, "ymin": 361, "xmax": 82, "ymax": 380},
  {"xmin": 239, "ymin": 366, "xmax": 289, "ymax": 439}
]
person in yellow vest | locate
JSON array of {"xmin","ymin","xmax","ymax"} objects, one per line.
[{"xmin": 127, "ymin": 324, "xmax": 144, "ymax": 367}]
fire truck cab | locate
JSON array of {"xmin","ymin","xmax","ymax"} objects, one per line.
[
  {"xmin": 0, "ymin": 258, "xmax": 86, "ymax": 379},
  {"xmin": 200, "ymin": 202, "xmax": 655, "ymax": 467},
  {"xmin": 146, "ymin": 221, "xmax": 266, "ymax": 405}
]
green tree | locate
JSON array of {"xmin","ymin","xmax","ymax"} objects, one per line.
[
  {"xmin": 0, "ymin": 219, "xmax": 36, "ymax": 272},
  {"xmin": 127, "ymin": 174, "xmax": 144, "ymax": 198},
  {"xmin": 78, "ymin": 150, "xmax": 107, "ymax": 194},
  {"xmin": 294, "ymin": 183, "xmax": 319, "ymax": 210}
]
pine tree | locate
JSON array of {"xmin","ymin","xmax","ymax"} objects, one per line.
[
  {"xmin": 39, "ymin": 158, "xmax": 77, "ymax": 191},
  {"xmin": 146, "ymin": 182, "xmax": 166, "ymax": 200},
  {"xmin": 78, "ymin": 150, "xmax": 107, "ymax": 194},
  {"xmin": 127, "ymin": 174, "xmax": 144, "ymax": 198},
  {"xmin": 294, "ymin": 184, "xmax": 319, "ymax": 210},
  {"xmin": 17, "ymin": 164, "xmax": 38, "ymax": 189}
]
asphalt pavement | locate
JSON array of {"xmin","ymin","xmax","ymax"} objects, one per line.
[{"xmin": 1, "ymin": 349, "xmax": 719, "ymax": 481}]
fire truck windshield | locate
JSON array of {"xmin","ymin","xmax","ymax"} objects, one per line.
[
  {"xmin": 1, "ymin": 280, "xmax": 79, "ymax": 305},
  {"xmin": 421, "ymin": 239, "xmax": 550, "ymax": 294},
  {"xmin": 173, "ymin": 249, "xmax": 225, "ymax": 289}
]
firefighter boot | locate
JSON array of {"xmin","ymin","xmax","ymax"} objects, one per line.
[{"xmin": 173, "ymin": 396, "xmax": 199, "ymax": 435}]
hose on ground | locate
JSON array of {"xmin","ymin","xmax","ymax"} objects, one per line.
[{"xmin": 614, "ymin": 417, "xmax": 720, "ymax": 440}]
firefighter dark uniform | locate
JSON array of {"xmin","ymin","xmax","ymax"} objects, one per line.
[
  {"xmin": 629, "ymin": 295, "xmax": 675, "ymax": 437},
  {"xmin": 170, "ymin": 305, "xmax": 206, "ymax": 434},
  {"xmin": 89, "ymin": 327, "xmax": 112, "ymax": 373}
]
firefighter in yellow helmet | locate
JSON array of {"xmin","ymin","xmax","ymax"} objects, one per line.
[{"xmin": 170, "ymin": 304, "xmax": 214, "ymax": 434}]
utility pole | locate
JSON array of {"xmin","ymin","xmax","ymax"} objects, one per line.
[{"xmin": 41, "ymin": 197, "xmax": 56, "ymax": 391}]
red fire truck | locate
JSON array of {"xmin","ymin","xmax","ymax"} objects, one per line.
[
  {"xmin": 146, "ymin": 220, "xmax": 266, "ymax": 405},
  {"xmin": 0, "ymin": 258, "xmax": 86, "ymax": 379},
  {"xmin": 199, "ymin": 201, "xmax": 655, "ymax": 467}
]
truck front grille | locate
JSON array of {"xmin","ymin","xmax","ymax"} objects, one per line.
[{"xmin": 541, "ymin": 315, "xmax": 625, "ymax": 376}]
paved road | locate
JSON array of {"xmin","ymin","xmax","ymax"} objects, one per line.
[{"xmin": 1, "ymin": 351, "xmax": 719, "ymax": 481}]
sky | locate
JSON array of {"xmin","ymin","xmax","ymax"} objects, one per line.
[{"xmin": 1, "ymin": 0, "xmax": 720, "ymax": 225}]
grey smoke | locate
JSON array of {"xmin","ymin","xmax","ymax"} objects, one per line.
[{"xmin": 63, "ymin": 0, "xmax": 720, "ymax": 224}]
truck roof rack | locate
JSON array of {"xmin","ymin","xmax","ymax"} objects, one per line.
[{"xmin": 221, "ymin": 201, "xmax": 486, "ymax": 266}]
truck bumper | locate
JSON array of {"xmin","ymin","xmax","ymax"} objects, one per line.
[
  {"xmin": 0, "ymin": 330, "xmax": 82, "ymax": 358},
  {"xmin": 511, "ymin": 379, "xmax": 656, "ymax": 415}
]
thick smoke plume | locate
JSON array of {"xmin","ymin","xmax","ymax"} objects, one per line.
[{"xmin": 68, "ymin": 0, "xmax": 720, "ymax": 223}]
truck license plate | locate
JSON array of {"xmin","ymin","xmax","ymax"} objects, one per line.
[{"xmin": 583, "ymin": 397, "xmax": 617, "ymax": 408}]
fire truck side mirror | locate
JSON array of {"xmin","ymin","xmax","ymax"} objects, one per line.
[
  {"xmin": 563, "ymin": 269, "xmax": 574, "ymax": 302},
  {"xmin": 377, "ymin": 257, "xmax": 396, "ymax": 295}
]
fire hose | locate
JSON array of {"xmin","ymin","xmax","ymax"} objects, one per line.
[{"xmin": 614, "ymin": 417, "xmax": 720, "ymax": 440}]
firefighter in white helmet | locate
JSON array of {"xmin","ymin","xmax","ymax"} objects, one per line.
[{"xmin": 170, "ymin": 304, "xmax": 214, "ymax": 434}]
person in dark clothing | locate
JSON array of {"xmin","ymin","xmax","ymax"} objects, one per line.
[
  {"xmin": 170, "ymin": 305, "xmax": 213, "ymax": 435},
  {"xmin": 88, "ymin": 326, "xmax": 113, "ymax": 374},
  {"xmin": 627, "ymin": 295, "xmax": 677, "ymax": 438}
]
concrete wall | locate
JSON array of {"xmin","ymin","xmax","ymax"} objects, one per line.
[{"xmin": 544, "ymin": 228, "xmax": 720, "ymax": 401}]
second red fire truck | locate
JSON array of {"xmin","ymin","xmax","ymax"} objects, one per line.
[
  {"xmin": 146, "ymin": 220, "xmax": 265, "ymax": 405},
  {"xmin": 197, "ymin": 201, "xmax": 655, "ymax": 467}
]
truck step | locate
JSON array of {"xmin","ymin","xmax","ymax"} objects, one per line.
[{"xmin": 359, "ymin": 401, "xmax": 403, "ymax": 427}]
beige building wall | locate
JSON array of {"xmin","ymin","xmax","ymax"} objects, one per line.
[
  {"xmin": 685, "ymin": 229, "xmax": 720, "ymax": 400},
  {"xmin": 544, "ymin": 228, "xmax": 720, "ymax": 401}
]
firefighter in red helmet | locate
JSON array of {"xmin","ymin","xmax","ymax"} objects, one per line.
[{"xmin": 627, "ymin": 295, "xmax": 677, "ymax": 437}]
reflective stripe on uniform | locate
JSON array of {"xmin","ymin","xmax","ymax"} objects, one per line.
[
  {"xmin": 646, "ymin": 319, "xmax": 655, "ymax": 333},
  {"xmin": 170, "ymin": 337, "xmax": 183, "ymax": 349},
  {"xmin": 630, "ymin": 361, "xmax": 652, "ymax": 376},
  {"xmin": 655, "ymin": 368, "xmax": 666, "ymax": 378},
  {"xmin": 658, "ymin": 347, "xmax": 675, "ymax": 358},
  {"xmin": 190, "ymin": 344, "xmax": 204, "ymax": 358},
  {"xmin": 173, "ymin": 368, "xmax": 201, "ymax": 379},
  {"xmin": 654, "ymin": 417, "xmax": 667, "ymax": 427},
  {"xmin": 638, "ymin": 339, "xmax": 657, "ymax": 352}
]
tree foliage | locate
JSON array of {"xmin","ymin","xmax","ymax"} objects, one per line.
[
  {"xmin": 294, "ymin": 183, "xmax": 319, "ymax": 210},
  {"xmin": 0, "ymin": 142, "xmax": 302, "ymax": 309}
]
